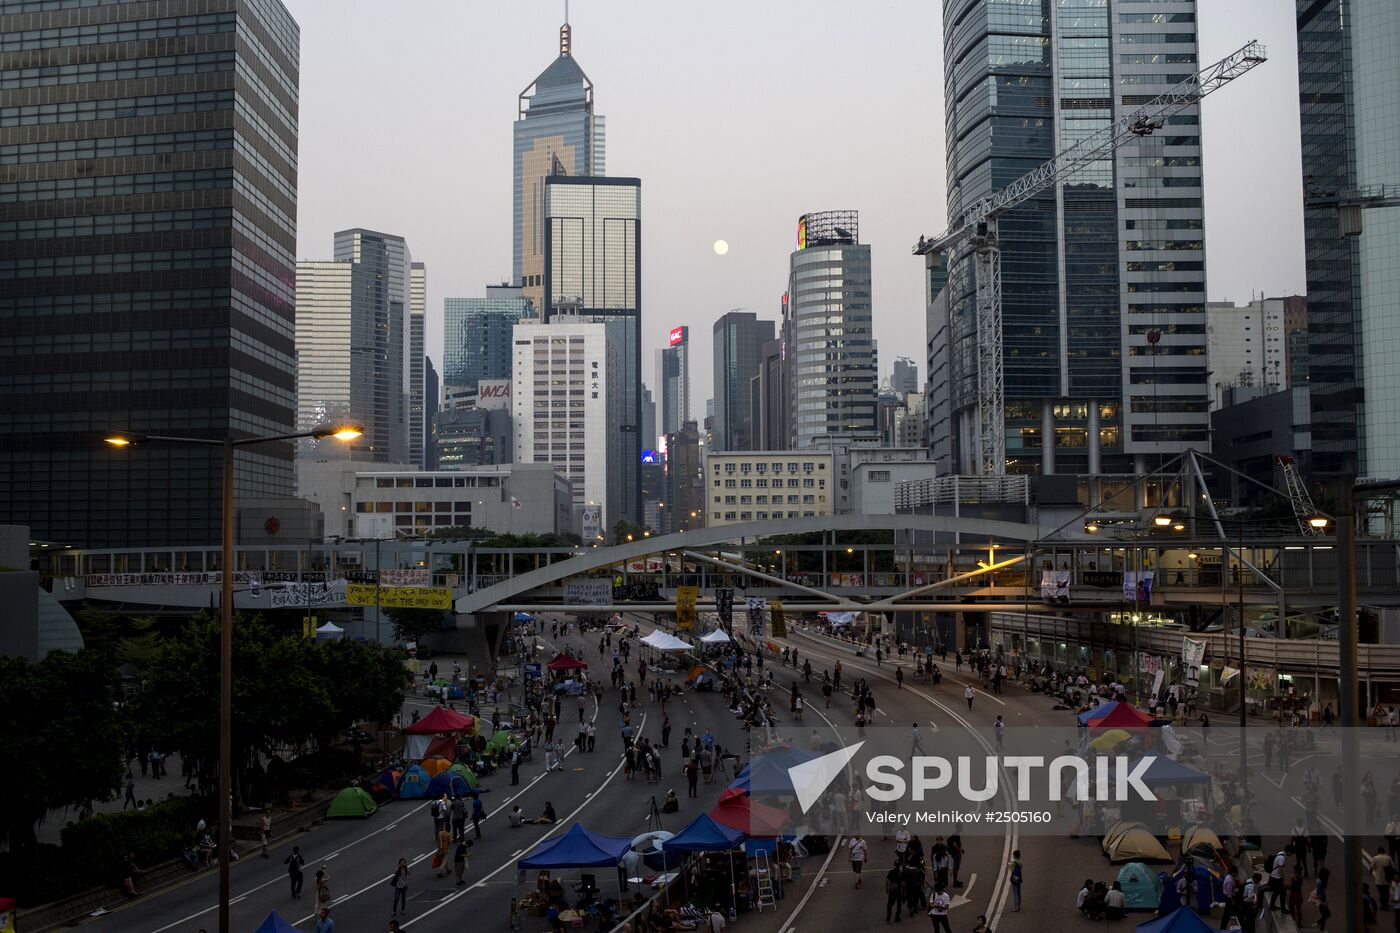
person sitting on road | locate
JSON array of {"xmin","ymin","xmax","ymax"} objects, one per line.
[
  {"xmin": 509, "ymin": 805, "xmax": 525, "ymax": 828},
  {"xmin": 662, "ymin": 789, "xmax": 680, "ymax": 813},
  {"xmin": 527, "ymin": 801, "xmax": 558, "ymax": 825},
  {"xmin": 1104, "ymin": 881, "xmax": 1126, "ymax": 920}
]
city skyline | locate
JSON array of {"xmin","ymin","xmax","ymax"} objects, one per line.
[{"xmin": 285, "ymin": 0, "xmax": 1305, "ymax": 407}]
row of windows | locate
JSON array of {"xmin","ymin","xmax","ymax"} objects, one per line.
[
  {"xmin": 0, "ymin": 12, "xmax": 236, "ymax": 52},
  {"xmin": 355, "ymin": 501, "xmax": 473, "ymax": 514},
  {"xmin": 713, "ymin": 461, "xmax": 825, "ymax": 473},
  {"xmin": 364, "ymin": 476, "xmax": 499, "ymax": 488},
  {"xmin": 713, "ymin": 495, "xmax": 823, "ymax": 506},
  {"xmin": 715, "ymin": 478, "xmax": 823, "ymax": 489},
  {"xmin": 0, "ymin": 89, "xmax": 234, "ymax": 127},
  {"xmin": 1124, "ymin": 240, "xmax": 1203, "ymax": 252},
  {"xmin": 1125, "ymin": 260, "xmax": 1204, "ymax": 272},
  {"xmin": 1118, "ymin": 73, "xmax": 1194, "ymax": 85},
  {"xmin": 1119, "ymin": 53, "xmax": 1196, "ymax": 64},
  {"xmin": 0, "ymin": 248, "xmax": 231, "ymax": 277},
  {"xmin": 0, "ymin": 50, "xmax": 236, "ymax": 89},
  {"xmin": 0, "ymin": 328, "xmax": 226, "ymax": 356},
  {"xmin": 0, "ymin": 369, "xmax": 226, "ymax": 392},
  {"xmin": 0, "ymin": 128, "xmax": 233, "ymax": 164},
  {"xmin": 1117, "ymin": 32, "xmax": 1195, "ymax": 44},
  {"xmin": 0, "ymin": 168, "xmax": 234, "ymax": 202},
  {"xmin": 717, "ymin": 511, "xmax": 817, "ymax": 522},
  {"xmin": 0, "ymin": 207, "xmax": 232, "ymax": 241},
  {"xmin": 1126, "ymin": 281, "xmax": 1204, "ymax": 293},
  {"xmin": 1120, "ymin": 12, "xmax": 1194, "ymax": 23}
]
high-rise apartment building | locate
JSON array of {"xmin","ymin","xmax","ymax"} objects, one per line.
[
  {"xmin": 712, "ymin": 310, "xmax": 775, "ymax": 452},
  {"xmin": 514, "ymin": 18, "xmax": 605, "ymax": 311},
  {"xmin": 543, "ymin": 175, "xmax": 642, "ymax": 525},
  {"xmin": 0, "ymin": 0, "xmax": 301, "ymax": 547},
  {"xmin": 785, "ymin": 212, "xmax": 877, "ymax": 449},
  {"xmin": 296, "ymin": 229, "xmax": 413, "ymax": 464},
  {"xmin": 512, "ymin": 318, "xmax": 608, "ymax": 518},
  {"xmin": 936, "ymin": 0, "xmax": 1209, "ymax": 476},
  {"xmin": 442, "ymin": 289, "xmax": 531, "ymax": 389},
  {"xmin": 658, "ymin": 326, "xmax": 691, "ymax": 439},
  {"xmin": 408, "ymin": 262, "xmax": 427, "ymax": 467}
]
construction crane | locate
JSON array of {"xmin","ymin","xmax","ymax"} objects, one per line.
[
  {"xmin": 914, "ymin": 40, "xmax": 1269, "ymax": 476},
  {"xmin": 1305, "ymin": 182, "xmax": 1400, "ymax": 236},
  {"xmin": 1277, "ymin": 455, "xmax": 1324, "ymax": 535}
]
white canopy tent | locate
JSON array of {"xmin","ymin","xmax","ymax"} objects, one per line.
[
  {"xmin": 699, "ymin": 629, "xmax": 732, "ymax": 644},
  {"xmin": 315, "ymin": 621, "xmax": 345, "ymax": 640},
  {"xmin": 640, "ymin": 629, "xmax": 694, "ymax": 652}
]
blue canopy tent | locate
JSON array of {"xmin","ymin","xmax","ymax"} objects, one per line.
[
  {"xmin": 664, "ymin": 813, "xmax": 747, "ymax": 914},
  {"xmin": 252, "ymin": 910, "xmax": 302, "ymax": 933},
  {"xmin": 518, "ymin": 823, "xmax": 634, "ymax": 902},
  {"xmin": 1077, "ymin": 701, "xmax": 1120, "ymax": 725},
  {"xmin": 1129, "ymin": 757, "xmax": 1211, "ymax": 788},
  {"xmin": 729, "ymin": 746, "xmax": 817, "ymax": 796},
  {"xmin": 1135, "ymin": 905, "xmax": 1226, "ymax": 933},
  {"xmin": 514, "ymin": 612, "xmax": 534, "ymax": 622}
]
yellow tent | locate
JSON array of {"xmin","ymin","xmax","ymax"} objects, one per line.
[
  {"xmin": 1090, "ymin": 729, "xmax": 1133, "ymax": 751},
  {"xmin": 1102, "ymin": 820, "xmax": 1171, "ymax": 863},
  {"xmin": 421, "ymin": 757, "xmax": 452, "ymax": 777},
  {"xmin": 1181, "ymin": 825, "xmax": 1225, "ymax": 856}
]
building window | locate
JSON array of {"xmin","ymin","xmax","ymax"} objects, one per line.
[{"xmin": 868, "ymin": 470, "xmax": 891, "ymax": 482}]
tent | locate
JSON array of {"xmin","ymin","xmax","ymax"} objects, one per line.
[
  {"xmin": 1116, "ymin": 862, "xmax": 1165, "ymax": 910},
  {"xmin": 425, "ymin": 771, "xmax": 472, "ymax": 798},
  {"xmin": 640, "ymin": 629, "xmax": 693, "ymax": 652},
  {"xmin": 623, "ymin": 831, "xmax": 679, "ymax": 875},
  {"xmin": 314, "ymin": 621, "xmax": 344, "ymax": 641},
  {"xmin": 1135, "ymin": 905, "xmax": 1227, "ymax": 933},
  {"xmin": 1088, "ymin": 704, "xmax": 1158, "ymax": 730},
  {"xmin": 397, "ymin": 763, "xmax": 432, "ymax": 799},
  {"xmin": 1122, "ymin": 756, "xmax": 1211, "ymax": 789},
  {"xmin": 1169, "ymin": 857, "xmax": 1227, "ymax": 914},
  {"xmin": 1077, "ymin": 701, "xmax": 1120, "ymax": 725},
  {"xmin": 422, "ymin": 734, "xmax": 459, "ymax": 762},
  {"xmin": 710, "ymin": 787, "xmax": 789, "ymax": 837},
  {"xmin": 448, "ymin": 762, "xmax": 479, "ymax": 787},
  {"xmin": 421, "ymin": 757, "xmax": 453, "ymax": 777},
  {"xmin": 1180, "ymin": 825, "xmax": 1225, "ymax": 857},
  {"xmin": 700, "ymin": 629, "xmax": 732, "ymax": 644},
  {"xmin": 664, "ymin": 813, "xmax": 747, "ymax": 853},
  {"xmin": 1103, "ymin": 821, "xmax": 1171, "ymax": 863},
  {"xmin": 514, "ymin": 612, "xmax": 534, "ymax": 622},
  {"xmin": 1090, "ymin": 729, "xmax": 1134, "ymax": 751},
  {"xmin": 547, "ymin": 654, "xmax": 589, "ymax": 671},
  {"xmin": 327, "ymin": 785, "xmax": 377, "ymax": 819},
  {"xmin": 729, "ymin": 746, "xmax": 817, "ymax": 796},
  {"xmin": 518, "ymin": 823, "xmax": 633, "ymax": 869},
  {"xmin": 488, "ymin": 728, "xmax": 520, "ymax": 755},
  {"xmin": 252, "ymin": 911, "xmax": 302, "ymax": 933},
  {"xmin": 403, "ymin": 706, "xmax": 476, "ymax": 735}
]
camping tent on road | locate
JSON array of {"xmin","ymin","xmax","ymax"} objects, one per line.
[
  {"xmin": 327, "ymin": 785, "xmax": 377, "ymax": 819},
  {"xmin": 425, "ymin": 771, "xmax": 472, "ymax": 798},
  {"xmin": 1116, "ymin": 862, "xmax": 1164, "ymax": 910},
  {"xmin": 404, "ymin": 706, "xmax": 476, "ymax": 735},
  {"xmin": 397, "ymin": 763, "xmax": 432, "ymax": 799},
  {"xmin": 1103, "ymin": 820, "xmax": 1171, "ymax": 863}
]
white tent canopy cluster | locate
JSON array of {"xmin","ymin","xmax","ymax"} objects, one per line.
[{"xmin": 639, "ymin": 629, "xmax": 694, "ymax": 652}]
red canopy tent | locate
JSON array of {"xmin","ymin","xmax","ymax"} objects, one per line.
[
  {"xmin": 710, "ymin": 787, "xmax": 789, "ymax": 837},
  {"xmin": 403, "ymin": 706, "xmax": 476, "ymax": 735},
  {"xmin": 1087, "ymin": 704, "xmax": 1157, "ymax": 729},
  {"xmin": 547, "ymin": 655, "xmax": 589, "ymax": 671},
  {"xmin": 421, "ymin": 734, "xmax": 459, "ymax": 761}
]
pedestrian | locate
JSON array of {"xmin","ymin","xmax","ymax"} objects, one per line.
[
  {"xmin": 686, "ymin": 758, "xmax": 699, "ymax": 798},
  {"xmin": 472, "ymin": 794, "xmax": 487, "ymax": 840},
  {"xmin": 848, "ymin": 832, "xmax": 868, "ymax": 888},
  {"xmin": 314, "ymin": 866, "xmax": 331, "ymax": 914},
  {"xmin": 453, "ymin": 839, "xmax": 471, "ymax": 887},
  {"xmin": 122, "ymin": 773, "xmax": 137, "ymax": 810},
  {"xmin": 1240, "ymin": 874, "xmax": 1259, "ymax": 933},
  {"xmin": 314, "ymin": 907, "xmax": 335, "ymax": 933},
  {"xmin": 926, "ymin": 882, "xmax": 952, "ymax": 933},
  {"xmin": 911, "ymin": 723, "xmax": 924, "ymax": 756},
  {"xmin": 1008, "ymin": 849, "xmax": 1023, "ymax": 911},
  {"xmin": 662, "ymin": 715, "xmax": 672, "ymax": 747},
  {"xmin": 260, "ymin": 810, "xmax": 272, "ymax": 858},
  {"xmin": 390, "ymin": 858, "xmax": 409, "ymax": 916},
  {"xmin": 450, "ymin": 794, "xmax": 466, "ymax": 841},
  {"xmin": 1268, "ymin": 849, "xmax": 1288, "ymax": 911},
  {"xmin": 511, "ymin": 748, "xmax": 521, "ymax": 786},
  {"xmin": 435, "ymin": 825, "xmax": 453, "ymax": 878},
  {"xmin": 432, "ymin": 794, "xmax": 447, "ymax": 838},
  {"xmin": 586, "ymin": 722, "xmax": 596, "ymax": 752},
  {"xmin": 885, "ymin": 860, "xmax": 904, "ymax": 922},
  {"xmin": 285, "ymin": 846, "xmax": 305, "ymax": 898},
  {"xmin": 965, "ymin": 685, "xmax": 975, "ymax": 710},
  {"xmin": 1373, "ymin": 845, "xmax": 1394, "ymax": 910},
  {"xmin": 994, "ymin": 715, "xmax": 1004, "ymax": 750}
]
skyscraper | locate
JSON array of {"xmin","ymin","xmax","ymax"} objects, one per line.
[
  {"xmin": 442, "ymin": 290, "xmax": 532, "ymax": 389},
  {"xmin": 936, "ymin": 0, "xmax": 1208, "ymax": 476},
  {"xmin": 514, "ymin": 17, "xmax": 605, "ymax": 311},
  {"xmin": 296, "ymin": 229, "xmax": 413, "ymax": 464},
  {"xmin": 543, "ymin": 175, "xmax": 642, "ymax": 525},
  {"xmin": 658, "ymin": 326, "xmax": 691, "ymax": 439},
  {"xmin": 0, "ymin": 0, "xmax": 300, "ymax": 548},
  {"xmin": 891, "ymin": 357, "xmax": 919, "ymax": 397},
  {"xmin": 712, "ymin": 310, "xmax": 775, "ymax": 451},
  {"xmin": 423, "ymin": 356, "xmax": 439, "ymax": 468},
  {"xmin": 786, "ymin": 212, "xmax": 878, "ymax": 449},
  {"xmin": 408, "ymin": 262, "xmax": 428, "ymax": 467}
]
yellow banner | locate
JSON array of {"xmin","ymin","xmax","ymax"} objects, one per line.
[
  {"xmin": 770, "ymin": 600, "xmax": 787, "ymax": 638},
  {"xmin": 675, "ymin": 585, "xmax": 698, "ymax": 629},
  {"xmin": 346, "ymin": 584, "xmax": 453, "ymax": 610}
]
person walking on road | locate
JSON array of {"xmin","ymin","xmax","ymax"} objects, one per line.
[
  {"xmin": 472, "ymin": 794, "xmax": 486, "ymax": 840},
  {"xmin": 122, "ymin": 773, "xmax": 137, "ymax": 810},
  {"xmin": 849, "ymin": 832, "xmax": 868, "ymax": 888},
  {"xmin": 314, "ymin": 907, "xmax": 334, "ymax": 933},
  {"xmin": 435, "ymin": 826, "xmax": 453, "ymax": 878},
  {"xmin": 450, "ymin": 794, "xmax": 466, "ymax": 841},
  {"xmin": 1008, "ymin": 849, "xmax": 1023, "ymax": 911},
  {"xmin": 911, "ymin": 723, "xmax": 924, "ymax": 756},
  {"xmin": 926, "ymin": 883, "xmax": 952, "ymax": 933},
  {"xmin": 965, "ymin": 685, "xmax": 975, "ymax": 710},
  {"xmin": 314, "ymin": 866, "xmax": 331, "ymax": 914},
  {"xmin": 885, "ymin": 860, "xmax": 905, "ymax": 922},
  {"xmin": 390, "ymin": 858, "xmax": 409, "ymax": 916},
  {"xmin": 431, "ymin": 794, "xmax": 447, "ymax": 839},
  {"xmin": 260, "ymin": 811, "xmax": 272, "ymax": 858},
  {"xmin": 994, "ymin": 716, "xmax": 1005, "ymax": 751},
  {"xmin": 285, "ymin": 846, "xmax": 305, "ymax": 898},
  {"xmin": 453, "ymin": 839, "xmax": 471, "ymax": 887}
]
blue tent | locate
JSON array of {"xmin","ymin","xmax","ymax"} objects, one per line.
[
  {"xmin": 514, "ymin": 612, "xmax": 534, "ymax": 622},
  {"xmin": 1129, "ymin": 756, "xmax": 1211, "ymax": 788},
  {"xmin": 1077, "ymin": 701, "xmax": 1120, "ymax": 725},
  {"xmin": 1116, "ymin": 862, "xmax": 1164, "ymax": 910},
  {"xmin": 518, "ymin": 823, "xmax": 633, "ymax": 870},
  {"xmin": 426, "ymin": 771, "xmax": 472, "ymax": 798},
  {"xmin": 744, "ymin": 835, "xmax": 798, "ymax": 857},
  {"xmin": 730, "ymin": 746, "xmax": 817, "ymax": 796},
  {"xmin": 1135, "ymin": 906, "xmax": 1226, "ymax": 933},
  {"xmin": 664, "ymin": 813, "xmax": 746, "ymax": 853},
  {"xmin": 252, "ymin": 910, "xmax": 302, "ymax": 933},
  {"xmin": 397, "ymin": 763, "xmax": 432, "ymax": 799}
]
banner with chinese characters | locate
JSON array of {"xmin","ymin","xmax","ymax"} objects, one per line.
[
  {"xmin": 1040, "ymin": 570, "xmax": 1070, "ymax": 601},
  {"xmin": 269, "ymin": 580, "xmax": 347, "ymax": 608},
  {"xmin": 1138, "ymin": 652, "xmax": 1161, "ymax": 675},
  {"xmin": 675, "ymin": 585, "xmax": 698, "ymax": 629},
  {"xmin": 346, "ymin": 584, "xmax": 452, "ymax": 610},
  {"xmin": 1181, "ymin": 637, "xmax": 1208, "ymax": 688},
  {"xmin": 564, "ymin": 579, "xmax": 612, "ymax": 605},
  {"xmin": 770, "ymin": 601, "xmax": 787, "ymax": 638},
  {"xmin": 715, "ymin": 588, "xmax": 734, "ymax": 630},
  {"xmin": 746, "ymin": 597, "xmax": 767, "ymax": 637}
]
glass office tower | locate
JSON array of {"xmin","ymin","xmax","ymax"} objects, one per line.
[
  {"xmin": 0, "ymin": 0, "xmax": 300, "ymax": 547},
  {"xmin": 712, "ymin": 310, "xmax": 775, "ymax": 452},
  {"xmin": 658, "ymin": 327, "xmax": 690, "ymax": 439},
  {"xmin": 514, "ymin": 19, "xmax": 605, "ymax": 312},
  {"xmin": 939, "ymin": 0, "xmax": 1208, "ymax": 475},
  {"xmin": 543, "ymin": 175, "xmax": 641, "ymax": 525},
  {"xmin": 442, "ymin": 292, "xmax": 532, "ymax": 389}
]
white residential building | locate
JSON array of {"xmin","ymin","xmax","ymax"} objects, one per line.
[{"xmin": 704, "ymin": 451, "xmax": 834, "ymax": 526}]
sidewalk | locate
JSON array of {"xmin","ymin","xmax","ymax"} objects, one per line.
[{"xmin": 38, "ymin": 752, "xmax": 193, "ymax": 844}]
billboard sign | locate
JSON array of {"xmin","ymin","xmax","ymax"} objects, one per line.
[
  {"xmin": 669, "ymin": 326, "xmax": 686, "ymax": 346},
  {"xmin": 580, "ymin": 504, "xmax": 603, "ymax": 541},
  {"xmin": 477, "ymin": 378, "xmax": 511, "ymax": 410},
  {"xmin": 641, "ymin": 449, "xmax": 658, "ymax": 464}
]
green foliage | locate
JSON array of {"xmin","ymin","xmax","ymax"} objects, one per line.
[
  {"xmin": 612, "ymin": 519, "xmax": 645, "ymax": 544},
  {"xmin": 384, "ymin": 606, "xmax": 447, "ymax": 644},
  {"xmin": 59, "ymin": 795, "xmax": 207, "ymax": 888},
  {"xmin": 0, "ymin": 649, "xmax": 126, "ymax": 856}
]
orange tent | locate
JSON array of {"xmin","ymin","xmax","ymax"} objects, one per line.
[{"xmin": 421, "ymin": 757, "xmax": 452, "ymax": 777}]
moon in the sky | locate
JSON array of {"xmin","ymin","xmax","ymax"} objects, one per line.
[{"xmin": 713, "ymin": 239, "xmax": 729, "ymax": 256}]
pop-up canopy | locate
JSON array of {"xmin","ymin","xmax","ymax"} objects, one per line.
[
  {"xmin": 1135, "ymin": 906, "xmax": 1227, "ymax": 933},
  {"xmin": 640, "ymin": 629, "xmax": 693, "ymax": 651},
  {"xmin": 403, "ymin": 706, "xmax": 476, "ymax": 735},
  {"xmin": 699, "ymin": 629, "xmax": 732, "ymax": 644},
  {"xmin": 518, "ymin": 823, "xmax": 633, "ymax": 869},
  {"xmin": 664, "ymin": 813, "xmax": 746, "ymax": 852},
  {"xmin": 547, "ymin": 654, "xmax": 589, "ymax": 671}
]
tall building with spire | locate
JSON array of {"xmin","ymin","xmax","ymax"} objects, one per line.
[{"xmin": 513, "ymin": 15, "xmax": 606, "ymax": 311}]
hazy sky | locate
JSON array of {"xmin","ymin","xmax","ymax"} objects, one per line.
[{"xmin": 287, "ymin": 0, "xmax": 1305, "ymax": 408}]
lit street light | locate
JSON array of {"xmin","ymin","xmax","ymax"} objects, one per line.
[{"xmin": 104, "ymin": 421, "xmax": 362, "ymax": 933}]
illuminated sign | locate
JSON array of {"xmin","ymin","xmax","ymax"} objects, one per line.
[
  {"xmin": 797, "ymin": 216, "xmax": 807, "ymax": 251},
  {"xmin": 641, "ymin": 450, "xmax": 658, "ymax": 464},
  {"xmin": 669, "ymin": 326, "xmax": 686, "ymax": 346}
]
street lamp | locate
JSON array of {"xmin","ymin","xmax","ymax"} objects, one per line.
[
  {"xmin": 104, "ymin": 421, "xmax": 362, "ymax": 933},
  {"xmin": 1308, "ymin": 514, "xmax": 1330, "ymax": 531},
  {"xmin": 1153, "ymin": 513, "xmax": 1174, "ymax": 528}
]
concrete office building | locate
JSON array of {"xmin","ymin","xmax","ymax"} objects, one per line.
[
  {"xmin": 785, "ymin": 212, "xmax": 878, "ymax": 449},
  {"xmin": 408, "ymin": 262, "xmax": 428, "ymax": 467},
  {"xmin": 543, "ymin": 175, "xmax": 642, "ymax": 524},
  {"xmin": 892, "ymin": 357, "xmax": 919, "ymax": 396},
  {"xmin": 423, "ymin": 356, "xmax": 439, "ymax": 468},
  {"xmin": 0, "ymin": 0, "xmax": 302, "ymax": 548},
  {"xmin": 296, "ymin": 229, "xmax": 414, "ymax": 464},
  {"xmin": 512, "ymin": 317, "xmax": 609, "ymax": 520},
  {"xmin": 705, "ymin": 451, "xmax": 834, "ymax": 526},
  {"xmin": 435, "ymin": 382, "xmax": 512, "ymax": 471},
  {"xmin": 658, "ymin": 326, "xmax": 691, "ymax": 439},
  {"xmin": 1206, "ymin": 298, "xmax": 1291, "ymax": 408},
  {"xmin": 664, "ymin": 421, "xmax": 704, "ymax": 533},
  {"xmin": 442, "ymin": 289, "xmax": 532, "ymax": 391},
  {"xmin": 514, "ymin": 17, "xmax": 605, "ymax": 311},
  {"xmin": 1211, "ymin": 386, "xmax": 1313, "ymax": 505},
  {"xmin": 937, "ymin": 0, "xmax": 1210, "ymax": 476},
  {"xmin": 712, "ymin": 310, "xmax": 775, "ymax": 452}
]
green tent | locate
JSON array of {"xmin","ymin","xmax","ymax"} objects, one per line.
[
  {"xmin": 327, "ymin": 785, "xmax": 377, "ymax": 819},
  {"xmin": 487, "ymin": 729, "xmax": 518, "ymax": 755},
  {"xmin": 449, "ymin": 762, "xmax": 478, "ymax": 787}
]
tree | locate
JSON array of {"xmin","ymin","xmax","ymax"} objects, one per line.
[
  {"xmin": 384, "ymin": 607, "xmax": 446, "ymax": 644},
  {"xmin": 612, "ymin": 519, "xmax": 645, "ymax": 544},
  {"xmin": 0, "ymin": 650, "xmax": 125, "ymax": 856}
]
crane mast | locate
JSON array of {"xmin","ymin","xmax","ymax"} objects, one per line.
[{"xmin": 915, "ymin": 40, "xmax": 1268, "ymax": 475}]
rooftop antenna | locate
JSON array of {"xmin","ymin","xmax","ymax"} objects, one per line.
[{"xmin": 560, "ymin": 0, "xmax": 571, "ymax": 56}]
